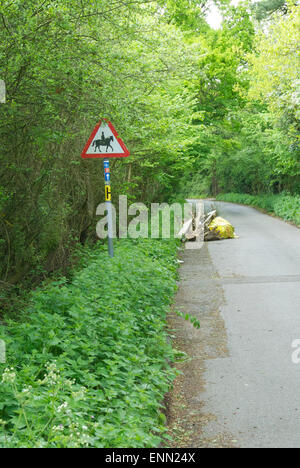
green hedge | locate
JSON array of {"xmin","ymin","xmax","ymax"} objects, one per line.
[
  {"xmin": 0, "ymin": 239, "xmax": 178, "ymax": 448},
  {"xmin": 216, "ymin": 193, "xmax": 300, "ymax": 226}
]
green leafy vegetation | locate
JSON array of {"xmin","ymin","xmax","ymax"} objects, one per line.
[
  {"xmin": 216, "ymin": 193, "xmax": 300, "ymax": 226},
  {"xmin": 0, "ymin": 239, "xmax": 179, "ymax": 447}
]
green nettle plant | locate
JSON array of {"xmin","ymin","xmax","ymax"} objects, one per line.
[
  {"xmin": 1, "ymin": 364, "xmax": 91, "ymax": 448},
  {"xmin": 0, "ymin": 239, "xmax": 181, "ymax": 448}
]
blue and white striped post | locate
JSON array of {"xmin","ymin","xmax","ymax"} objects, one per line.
[{"xmin": 103, "ymin": 159, "xmax": 114, "ymax": 258}]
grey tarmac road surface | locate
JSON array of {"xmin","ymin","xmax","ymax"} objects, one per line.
[{"xmin": 170, "ymin": 201, "xmax": 300, "ymax": 448}]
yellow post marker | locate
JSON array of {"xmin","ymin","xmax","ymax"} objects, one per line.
[{"xmin": 105, "ymin": 185, "xmax": 112, "ymax": 202}]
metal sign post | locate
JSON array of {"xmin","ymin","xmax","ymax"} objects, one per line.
[
  {"xmin": 103, "ymin": 159, "xmax": 114, "ymax": 257},
  {"xmin": 81, "ymin": 119, "xmax": 130, "ymax": 258}
]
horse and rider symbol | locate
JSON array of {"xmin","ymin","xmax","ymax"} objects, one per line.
[{"xmin": 92, "ymin": 131, "xmax": 114, "ymax": 153}]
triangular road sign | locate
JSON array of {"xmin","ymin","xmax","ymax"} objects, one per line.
[{"xmin": 81, "ymin": 119, "xmax": 130, "ymax": 158}]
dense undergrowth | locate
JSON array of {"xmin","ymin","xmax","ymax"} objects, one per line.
[
  {"xmin": 216, "ymin": 193, "xmax": 300, "ymax": 226},
  {"xmin": 0, "ymin": 239, "xmax": 179, "ymax": 448}
]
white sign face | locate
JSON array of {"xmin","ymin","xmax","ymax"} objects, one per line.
[
  {"xmin": 0, "ymin": 80, "xmax": 5, "ymax": 103},
  {"xmin": 81, "ymin": 120, "xmax": 130, "ymax": 159},
  {"xmin": 86, "ymin": 123, "xmax": 125, "ymax": 155}
]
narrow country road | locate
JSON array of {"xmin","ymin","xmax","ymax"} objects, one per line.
[{"xmin": 168, "ymin": 201, "xmax": 300, "ymax": 448}]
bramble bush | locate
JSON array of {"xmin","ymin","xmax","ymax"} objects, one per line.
[
  {"xmin": 0, "ymin": 239, "xmax": 179, "ymax": 448},
  {"xmin": 216, "ymin": 193, "xmax": 300, "ymax": 226}
]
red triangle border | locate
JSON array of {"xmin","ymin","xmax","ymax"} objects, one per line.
[{"xmin": 81, "ymin": 119, "xmax": 130, "ymax": 158}]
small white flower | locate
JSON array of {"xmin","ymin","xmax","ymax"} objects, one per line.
[
  {"xmin": 22, "ymin": 385, "xmax": 32, "ymax": 394},
  {"xmin": 52, "ymin": 424, "xmax": 64, "ymax": 432},
  {"xmin": 57, "ymin": 402, "xmax": 68, "ymax": 413},
  {"xmin": 2, "ymin": 367, "xmax": 16, "ymax": 384}
]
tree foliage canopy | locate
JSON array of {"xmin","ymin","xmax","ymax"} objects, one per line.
[{"xmin": 0, "ymin": 0, "xmax": 299, "ymax": 295}]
